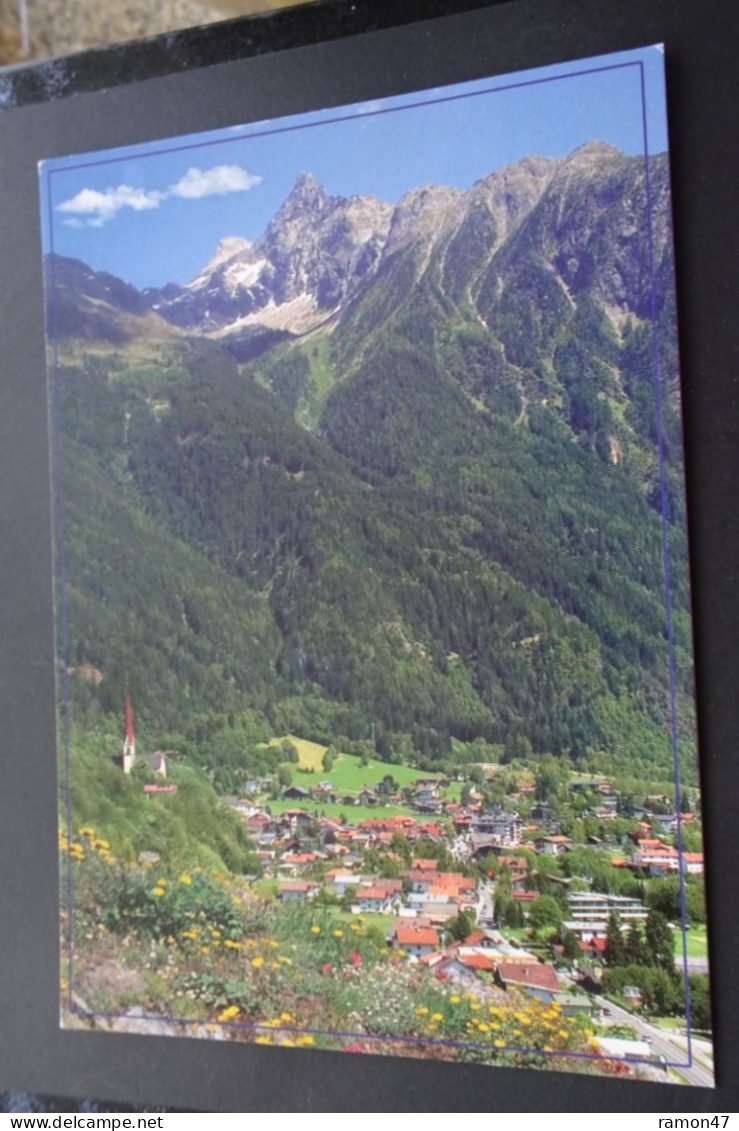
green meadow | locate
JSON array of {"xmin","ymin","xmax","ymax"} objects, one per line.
[
  {"xmin": 268, "ymin": 799, "xmax": 416, "ymax": 822},
  {"xmin": 268, "ymin": 736, "xmax": 443, "ymax": 793}
]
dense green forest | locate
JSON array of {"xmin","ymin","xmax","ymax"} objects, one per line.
[{"xmin": 51, "ymin": 146, "xmax": 697, "ymax": 785}]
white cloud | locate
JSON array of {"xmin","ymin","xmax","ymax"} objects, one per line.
[
  {"xmin": 169, "ymin": 164, "xmax": 262, "ymax": 199},
  {"xmin": 57, "ymin": 184, "xmax": 164, "ymax": 225},
  {"xmin": 56, "ymin": 164, "xmax": 262, "ymax": 227}
]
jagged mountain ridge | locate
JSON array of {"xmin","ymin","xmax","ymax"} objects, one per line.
[{"xmin": 47, "ymin": 142, "xmax": 672, "ymax": 357}]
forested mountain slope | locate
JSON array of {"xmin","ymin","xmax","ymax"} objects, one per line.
[{"xmin": 48, "ymin": 143, "xmax": 695, "ymax": 780}]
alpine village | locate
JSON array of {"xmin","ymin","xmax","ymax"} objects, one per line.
[{"xmin": 51, "ymin": 143, "xmax": 711, "ymax": 1083}]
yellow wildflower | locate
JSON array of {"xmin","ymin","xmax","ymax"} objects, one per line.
[
  {"xmin": 494, "ymin": 1039, "xmax": 506, "ymax": 1048},
  {"xmin": 255, "ymin": 1036, "xmax": 272, "ymax": 1045},
  {"xmin": 310, "ymin": 926, "xmax": 321, "ymax": 934},
  {"xmin": 252, "ymin": 956, "xmax": 264, "ymax": 968},
  {"xmin": 333, "ymin": 929, "xmax": 344, "ymax": 938},
  {"xmin": 179, "ymin": 874, "xmax": 192, "ymax": 885},
  {"xmin": 432, "ymin": 1013, "xmax": 443, "ymax": 1022},
  {"xmin": 449, "ymin": 995, "xmax": 461, "ymax": 1004},
  {"xmin": 218, "ymin": 1005, "xmax": 240, "ymax": 1022},
  {"xmin": 152, "ymin": 887, "xmax": 165, "ymax": 897}
]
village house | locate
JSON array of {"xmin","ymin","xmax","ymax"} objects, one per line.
[
  {"xmin": 651, "ymin": 812, "xmax": 679, "ymax": 834},
  {"xmin": 472, "ymin": 808, "xmax": 522, "ymax": 846},
  {"xmin": 411, "ymin": 858, "xmax": 439, "ymax": 872},
  {"xmin": 278, "ymin": 809, "xmax": 315, "ymax": 835},
  {"xmin": 393, "ymin": 925, "xmax": 440, "ymax": 959},
  {"xmin": 589, "ymin": 805, "xmax": 619, "ymax": 821},
  {"xmin": 310, "ymin": 783, "xmax": 338, "ymax": 804},
  {"xmin": 325, "ymin": 870, "xmax": 361, "ymax": 896},
  {"xmin": 578, "ymin": 936, "xmax": 607, "ymax": 962},
  {"xmin": 354, "ymin": 886, "xmax": 395, "ymax": 914},
  {"xmin": 630, "ymin": 840, "xmax": 679, "ymax": 875},
  {"xmin": 680, "ymin": 852, "xmax": 704, "ymax": 875},
  {"xmin": 280, "ymin": 851, "xmax": 319, "ymax": 872},
  {"xmin": 534, "ymin": 834, "xmax": 573, "ymax": 856},
  {"xmin": 229, "ymin": 797, "xmax": 257, "ymax": 817},
  {"xmin": 495, "ymin": 961, "xmax": 561, "ymax": 1002},
  {"xmin": 281, "ymin": 784, "xmax": 311, "ymax": 801},
  {"xmin": 552, "ymin": 992, "xmax": 596, "ymax": 1019},
  {"xmin": 414, "ymin": 786, "xmax": 444, "ymax": 814},
  {"xmin": 402, "ymin": 869, "xmax": 437, "ymax": 894},
  {"xmin": 411, "ymin": 900, "xmax": 463, "ymax": 924},
  {"xmin": 437, "ymin": 951, "xmax": 497, "ymax": 980},
  {"xmin": 277, "ymin": 880, "xmax": 320, "ymax": 902}
]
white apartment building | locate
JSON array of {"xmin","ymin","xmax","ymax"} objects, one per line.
[{"xmin": 564, "ymin": 891, "xmax": 648, "ymax": 939}]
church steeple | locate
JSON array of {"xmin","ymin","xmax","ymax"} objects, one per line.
[{"xmin": 122, "ymin": 692, "xmax": 136, "ymax": 773}]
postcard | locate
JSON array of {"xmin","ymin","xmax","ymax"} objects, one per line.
[{"xmin": 41, "ymin": 44, "xmax": 713, "ymax": 1085}]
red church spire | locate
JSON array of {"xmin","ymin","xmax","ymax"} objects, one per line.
[
  {"xmin": 122, "ymin": 693, "xmax": 136, "ymax": 771},
  {"xmin": 124, "ymin": 693, "xmax": 134, "ymax": 744}
]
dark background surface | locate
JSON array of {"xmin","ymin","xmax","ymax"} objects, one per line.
[{"xmin": 0, "ymin": 0, "xmax": 736, "ymax": 1112}]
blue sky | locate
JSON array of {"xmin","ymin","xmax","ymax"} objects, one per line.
[{"xmin": 40, "ymin": 46, "xmax": 669, "ymax": 290}]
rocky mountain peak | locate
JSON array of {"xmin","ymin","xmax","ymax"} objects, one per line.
[
  {"xmin": 273, "ymin": 172, "xmax": 333, "ymax": 223},
  {"xmin": 562, "ymin": 141, "xmax": 624, "ymax": 170},
  {"xmin": 469, "ymin": 154, "xmax": 556, "ymax": 240},
  {"xmin": 188, "ymin": 236, "xmax": 253, "ymax": 287},
  {"xmin": 209, "ymin": 236, "xmax": 252, "ymax": 268},
  {"xmin": 383, "ymin": 184, "xmax": 463, "ymax": 260}
]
